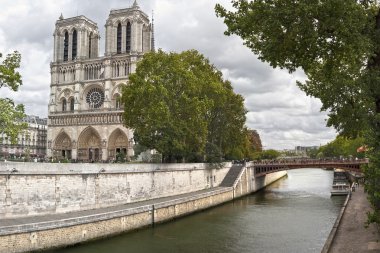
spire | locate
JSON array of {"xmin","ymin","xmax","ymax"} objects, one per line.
[
  {"xmin": 59, "ymin": 13, "xmax": 64, "ymax": 20},
  {"xmin": 151, "ymin": 10, "xmax": 155, "ymax": 52},
  {"xmin": 132, "ymin": 0, "xmax": 139, "ymax": 9}
]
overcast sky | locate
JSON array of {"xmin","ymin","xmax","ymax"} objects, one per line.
[{"xmin": 0, "ymin": 0, "xmax": 337, "ymax": 150}]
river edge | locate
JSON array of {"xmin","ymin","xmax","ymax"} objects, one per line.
[{"xmin": 0, "ymin": 170, "xmax": 287, "ymax": 253}]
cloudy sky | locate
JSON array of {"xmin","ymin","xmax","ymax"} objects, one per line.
[{"xmin": 0, "ymin": 0, "xmax": 337, "ymax": 150}]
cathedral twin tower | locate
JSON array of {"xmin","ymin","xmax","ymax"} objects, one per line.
[{"xmin": 47, "ymin": 1, "xmax": 153, "ymax": 161}]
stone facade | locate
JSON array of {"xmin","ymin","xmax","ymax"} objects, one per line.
[
  {"xmin": 47, "ymin": 1, "xmax": 153, "ymax": 161},
  {"xmin": 0, "ymin": 115, "xmax": 47, "ymax": 159}
]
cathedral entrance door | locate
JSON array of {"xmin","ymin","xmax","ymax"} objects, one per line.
[
  {"xmin": 89, "ymin": 148, "xmax": 93, "ymax": 161},
  {"xmin": 88, "ymin": 148, "xmax": 100, "ymax": 162},
  {"xmin": 94, "ymin": 148, "xmax": 100, "ymax": 161}
]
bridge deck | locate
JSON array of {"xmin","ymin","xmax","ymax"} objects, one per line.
[{"xmin": 247, "ymin": 159, "xmax": 368, "ymax": 177}]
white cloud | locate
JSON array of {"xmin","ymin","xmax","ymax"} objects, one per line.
[{"xmin": 0, "ymin": 0, "xmax": 336, "ymax": 149}]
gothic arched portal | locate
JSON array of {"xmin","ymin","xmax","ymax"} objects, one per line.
[
  {"xmin": 54, "ymin": 131, "xmax": 72, "ymax": 159},
  {"xmin": 108, "ymin": 128, "xmax": 128, "ymax": 160},
  {"xmin": 78, "ymin": 126, "xmax": 101, "ymax": 161}
]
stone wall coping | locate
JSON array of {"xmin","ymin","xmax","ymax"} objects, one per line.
[
  {"xmin": 0, "ymin": 187, "xmax": 232, "ymax": 236},
  {"xmin": 0, "ymin": 162, "xmax": 231, "ymax": 175}
]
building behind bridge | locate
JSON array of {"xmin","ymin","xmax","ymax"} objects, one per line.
[{"xmin": 295, "ymin": 146, "xmax": 319, "ymax": 156}]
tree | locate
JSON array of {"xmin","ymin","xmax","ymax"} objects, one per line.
[
  {"xmin": 0, "ymin": 51, "xmax": 26, "ymax": 143},
  {"xmin": 318, "ymin": 136, "xmax": 366, "ymax": 158},
  {"xmin": 247, "ymin": 129, "xmax": 262, "ymax": 152},
  {"xmin": 254, "ymin": 149, "xmax": 281, "ymax": 160},
  {"xmin": 122, "ymin": 50, "xmax": 246, "ymax": 163},
  {"xmin": 216, "ymin": 0, "xmax": 380, "ymax": 223}
]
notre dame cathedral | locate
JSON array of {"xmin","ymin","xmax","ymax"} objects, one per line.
[{"xmin": 47, "ymin": 1, "xmax": 153, "ymax": 161}]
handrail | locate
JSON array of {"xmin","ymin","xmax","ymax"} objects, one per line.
[
  {"xmin": 250, "ymin": 158, "xmax": 368, "ymax": 166},
  {"xmin": 232, "ymin": 166, "xmax": 246, "ymax": 189}
]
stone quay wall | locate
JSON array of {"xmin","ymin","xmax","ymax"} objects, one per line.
[
  {"xmin": 233, "ymin": 165, "xmax": 287, "ymax": 199},
  {"xmin": 0, "ymin": 162, "xmax": 287, "ymax": 253},
  {"xmin": 0, "ymin": 162, "xmax": 230, "ymax": 218}
]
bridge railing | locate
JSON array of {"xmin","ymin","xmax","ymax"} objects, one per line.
[{"xmin": 248, "ymin": 158, "xmax": 368, "ymax": 167}]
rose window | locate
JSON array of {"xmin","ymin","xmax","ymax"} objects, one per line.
[{"xmin": 86, "ymin": 88, "xmax": 105, "ymax": 108}]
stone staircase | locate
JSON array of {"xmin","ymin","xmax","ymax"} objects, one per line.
[{"xmin": 219, "ymin": 165, "xmax": 244, "ymax": 187}]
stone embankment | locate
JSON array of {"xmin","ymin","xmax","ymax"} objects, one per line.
[
  {"xmin": 0, "ymin": 162, "xmax": 287, "ymax": 253},
  {"xmin": 322, "ymin": 182, "xmax": 380, "ymax": 253}
]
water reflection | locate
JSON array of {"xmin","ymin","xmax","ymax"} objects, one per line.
[{"xmin": 48, "ymin": 169, "xmax": 345, "ymax": 253}]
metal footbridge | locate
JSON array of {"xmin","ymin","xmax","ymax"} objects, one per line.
[{"xmin": 247, "ymin": 159, "xmax": 368, "ymax": 177}]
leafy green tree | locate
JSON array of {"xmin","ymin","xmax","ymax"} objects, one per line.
[
  {"xmin": 306, "ymin": 148, "xmax": 319, "ymax": 159},
  {"xmin": 122, "ymin": 50, "xmax": 246, "ymax": 163},
  {"xmin": 0, "ymin": 51, "xmax": 26, "ymax": 143},
  {"xmin": 230, "ymin": 128, "xmax": 263, "ymax": 160},
  {"xmin": 216, "ymin": 0, "xmax": 380, "ymax": 223},
  {"xmin": 258, "ymin": 149, "xmax": 281, "ymax": 160},
  {"xmin": 318, "ymin": 136, "xmax": 366, "ymax": 159}
]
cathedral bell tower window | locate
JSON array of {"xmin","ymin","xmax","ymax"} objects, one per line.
[
  {"xmin": 72, "ymin": 29, "xmax": 78, "ymax": 60},
  {"xmin": 63, "ymin": 31, "xmax": 69, "ymax": 62},
  {"xmin": 126, "ymin": 22, "xmax": 131, "ymax": 53},
  {"xmin": 117, "ymin": 23, "xmax": 122, "ymax": 54},
  {"xmin": 88, "ymin": 32, "xmax": 92, "ymax": 58}
]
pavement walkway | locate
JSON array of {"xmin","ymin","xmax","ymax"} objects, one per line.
[
  {"xmin": 0, "ymin": 187, "xmax": 226, "ymax": 230},
  {"xmin": 329, "ymin": 184, "xmax": 380, "ymax": 253}
]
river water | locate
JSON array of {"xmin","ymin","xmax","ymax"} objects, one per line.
[{"xmin": 48, "ymin": 168, "xmax": 345, "ymax": 253}]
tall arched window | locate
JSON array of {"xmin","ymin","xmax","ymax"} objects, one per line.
[
  {"xmin": 62, "ymin": 98, "xmax": 67, "ymax": 112},
  {"xmin": 126, "ymin": 22, "xmax": 131, "ymax": 53},
  {"xmin": 70, "ymin": 98, "xmax": 75, "ymax": 112},
  {"xmin": 114, "ymin": 94, "xmax": 121, "ymax": 109},
  {"xmin": 63, "ymin": 31, "xmax": 69, "ymax": 61},
  {"xmin": 88, "ymin": 32, "xmax": 92, "ymax": 58},
  {"xmin": 117, "ymin": 23, "xmax": 122, "ymax": 54},
  {"xmin": 72, "ymin": 29, "xmax": 77, "ymax": 60}
]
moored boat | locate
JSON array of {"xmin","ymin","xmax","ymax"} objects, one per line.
[
  {"xmin": 331, "ymin": 182, "xmax": 350, "ymax": 195},
  {"xmin": 331, "ymin": 169, "xmax": 350, "ymax": 196}
]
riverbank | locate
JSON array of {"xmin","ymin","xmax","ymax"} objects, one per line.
[
  {"xmin": 323, "ymin": 183, "xmax": 380, "ymax": 252},
  {"xmin": 0, "ymin": 162, "xmax": 287, "ymax": 253}
]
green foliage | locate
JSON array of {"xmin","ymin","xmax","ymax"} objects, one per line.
[
  {"xmin": 260, "ymin": 149, "xmax": 281, "ymax": 160},
  {"xmin": 151, "ymin": 154, "xmax": 162, "ymax": 163},
  {"xmin": 228, "ymin": 128, "xmax": 263, "ymax": 160},
  {"xmin": 0, "ymin": 51, "xmax": 22, "ymax": 91},
  {"xmin": 306, "ymin": 148, "xmax": 319, "ymax": 159},
  {"xmin": 216, "ymin": 1, "xmax": 377, "ymax": 137},
  {"xmin": 216, "ymin": 0, "xmax": 380, "ymax": 224},
  {"xmin": 0, "ymin": 98, "xmax": 27, "ymax": 143},
  {"xmin": 0, "ymin": 51, "xmax": 26, "ymax": 144},
  {"xmin": 205, "ymin": 142, "xmax": 223, "ymax": 163},
  {"xmin": 318, "ymin": 136, "xmax": 366, "ymax": 158},
  {"xmin": 115, "ymin": 152, "xmax": 127, "ymax": 163},
  {"xmin": 252, "ymin": 149, "xmax": 281, "ymax": 160},
  {"xmin": 122, "ymin": 49, "xmax": 246, "ymax": 163},
  {"xmin": 133, "ymin": 143, "xmax": 148, "ymax": 157}
]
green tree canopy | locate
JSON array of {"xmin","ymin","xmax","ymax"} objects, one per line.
[
  {"xmin": 0, "ymin": 51, "xmax": 26, "ymax": 143},
  {"xmin": 216, "ymin": 0, "xmax": 380, "ymax": 223},
  {"xmin": 318, "ymin": 136, "xmax": 366, "ymax": 159},
  {"xmin": 122, "ymin": 50, "xmax": 246, "ymax": 163}
]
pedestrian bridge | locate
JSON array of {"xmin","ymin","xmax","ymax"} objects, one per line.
[{"xmin": 247, "ymin": 159, "xmax": 368, "ymax": 177}]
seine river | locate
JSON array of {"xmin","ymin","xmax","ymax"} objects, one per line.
[{"xmin": 48, "ymin": 168, "xmax": 345, "ymax": 253}]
